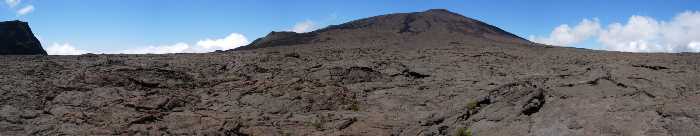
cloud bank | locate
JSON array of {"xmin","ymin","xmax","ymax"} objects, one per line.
[
  {"xmin": 46, "ymin": 43, "xmax": 88, "ymax": 55},
  {"xmin": 530, "ymin": 18, "xmax": 601, "ymax": 46},
  {"xmin": 121, "ymin": 33, "xmax": 250, "ymax": 54},
  {"xmin": 121, "ymin": 42, "xmax": 191, "ymax": 54},
  {"xmin": 46, "ymin": 33, "xmax": 249, "ymax": 55},
  {"xmin": 5, "ymin": 0, "xmax": 19, "ymax": 7},
  {"xmin": 531, "ymin": 11, "xmax": 700, "ymax": 52},
  {"xmin": 196, "ymin": 33, "xmax": 249, "ymax": 50}
]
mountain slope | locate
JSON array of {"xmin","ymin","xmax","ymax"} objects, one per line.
[{"xmin": 233, "ymin": 9, "xmax": 531, "ymax": 50}]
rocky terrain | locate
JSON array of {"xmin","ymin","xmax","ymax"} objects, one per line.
[
  {"xmin": 0, "ymin": 20, "xmax": 46, "ymax": 55},
  {"xmin": 2, "ymin": 9, "xmax": 700, "ymax": 136}
]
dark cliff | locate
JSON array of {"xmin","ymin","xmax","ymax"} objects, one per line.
[{"xmin": 0, "ymin": 20, "xmax": 46, "ymax": 55}]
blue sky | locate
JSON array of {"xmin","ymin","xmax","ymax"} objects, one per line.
[{"xmin": 2, "ymin": 0, "xmax": 700, "ymax": 54}]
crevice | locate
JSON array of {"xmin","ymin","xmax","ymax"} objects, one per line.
[
  {"xmin": 477, "ymin": 97, "xmax": 492, "ymax": 106},
  {"xmin": 284, "ymin": 52, "xmax": 301, "ymax": 58},
  {"xmin": 222, "ymin": 120, "xmax": 249, "ymax": 136},
  {"xmin": 522, "ymin": 90, "xmax": 545, "ymax": 116},
  {"xmin": 401, "ymin": 70, "xmax": 430, "ymax": 79},
  {"xmin": 130, "ymin": 115, "xmax": 160, "ymax": 124},
  {"xmin": 128, "ymin": 78, "xmax": 160, "ymax": 88},
  {"xmin": 336, "ymin": 118, "xmax": 357, "ymax": 130},
  {"xmin": 632, "ymin": 64, "xmax": 669, "ymax": 70},
  {"xmin": 560, "ymin": 75, "xmax": 632, "ymax": 89},
  {"xmin": 627, "ymin": 76, "xmax": 653, "ymax": 82},
  {"xmin": 623, "ymin": 89, "xmax": 657, "ymax": 98},
  {"xmin": 615, "ymin": 83, "xmax": 628, "ymax": 88}
]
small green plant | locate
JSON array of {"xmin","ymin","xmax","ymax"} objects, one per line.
[
  {"xmin": 466, "ymin": 99, "xmax": 479, "ymax": 110},
  {"xmin": 280, "ymin": 131, "xmax": 292, "ymax": 136},
  {"xmin": 310, "ymin": 120, "xmax": 323, "ymax": 130},
  {"xmin": 455, "ymin": 127, "xmax": 473, "ymax": 136},
  {"xmin": 308, "ymin": 115, "xmax": 327, "ymax": 130},
  {"xmin": 349, "ymin": 103, "xmax": 360, "ymax": 111}
]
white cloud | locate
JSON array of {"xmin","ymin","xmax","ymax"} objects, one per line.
[
  {"xmin": 43, "ymin": 33, "xmax": 249, "ymax": 55},
  {"xmin": 689, "ymin": 41, "xmax": 700, "ymax": 52},
  {"xmin": 196, "ymin": 33, "xmax": 249, "ymax": 51},
  {"xmin": 599, "ymin": 11, "xmax": 700, "ymax": 52},
  {"xmin": 46, "ymin": 43, "xmax": 87, "ymax": 55},
  {"xmin": 16, "ymin": 5, "xmax": 33, "ymax": 15},
  {"xmin": 533, "ymin": 11, "xmax": 700, "ymax": 52},
  {"xmin": 598, "ymin": 16, "xmax": 661, "ymax": 52},
  {"xmin": 529, "ymin": 18, "xmax": 601, "ymax": 46},
  {"xmin": 290, "ymin": 20, "xmax": 316, "ymax": 33},
  {"xmin": 121, "ymin": 42, "xmax": 191, "ymax": 54},
  {"xmin": 4, "ymin": 0, "xmax": 34, "ymax": 16},
  {"xmin": 119, "ymin": 33, "xmax": 249, "ymax": 54},
  {"xmin": 5, "ymin": 0, "xmax": 19, "ymax": 8}
]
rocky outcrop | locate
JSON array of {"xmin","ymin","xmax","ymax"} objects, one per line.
[{"xmin": 0, "ymin": 20, "xmax": 46, "ymax": 55}]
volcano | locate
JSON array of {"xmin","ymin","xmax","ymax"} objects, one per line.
[{"xmin": 233, "ymin": 9, "xmax": 531, "ymax": 50}]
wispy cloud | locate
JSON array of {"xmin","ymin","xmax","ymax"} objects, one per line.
[
  {"xmin": 5, "ymin": 0, "xmax": 19, "ymax": 7},
  {"xmin": 16, "ymin": 5, "xmax": 33, "ymax": 15},
  {"xmin": 4, "ymin": 0, "xmax": 34, "ymax": 16},
  {"xmin": 290, "ymin": 20, "xmax": 316, "ymax": 33},
  {"xmin": 531, "ymin": 11, "xmax": 700, "ymax": 52}
]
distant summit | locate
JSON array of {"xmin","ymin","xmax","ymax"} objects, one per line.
[
  {"xmin": 0, "ymin": 20, "xmax": 46, "ymax": 55},
  {"xmin": 233, "ymin": 9, "xmax": 530, "ymax": 50}
]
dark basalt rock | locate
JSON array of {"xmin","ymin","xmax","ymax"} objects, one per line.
[{"xmin": 0, "ymin": 20, "xmax": 46, "ymax": 55}]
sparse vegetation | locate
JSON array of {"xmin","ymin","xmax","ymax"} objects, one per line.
[
  {"xmin": 349, "ymin": 103, "xmax": 360, "ymax": 111},
  {"xmin": 312, "ymin": 121, "xmax": 323, "ymax": 130},
  {"xmin": 466, "ymin": 99, "xmax": 479, "ymax": 111},
  {"xmin": 455, "ymin": 127, "xmax": 473, "ymax": 136},
  {"xmin": 279, "ymin": 131, "xmax": 293, "ymax": 136},
  {"xmin": 309, "ymin": 115, "xmax": 328, "ymax": 130}
]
